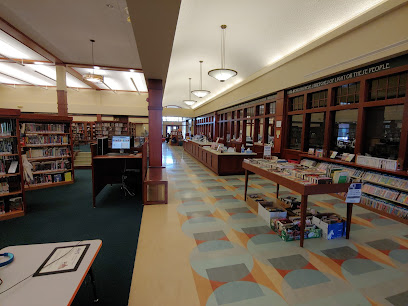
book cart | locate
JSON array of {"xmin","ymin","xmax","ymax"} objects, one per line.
[
  {"xmin": 19, "ymin": 114, "xmax": 75, "ymax": 191},
  {"xmin": 300, "ymin": 154, "xmax": 408, "ymax": 225},
  {"xmin": 242, "ymin": 160, "xmax": 351, "ymax": 247},
  {"xmin": 0, "ymin": 109, "xmax": 25, "ymax": 221}
]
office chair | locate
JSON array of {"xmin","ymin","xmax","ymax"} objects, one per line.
[{"xmin": 121, "ymin": 158, "xmax": 140, "ymax": 197}]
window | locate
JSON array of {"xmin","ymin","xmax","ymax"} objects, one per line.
[
  {"xmin": 368, "ymin": 72, "xmax": 407, "ymax": 101},
  {"xmin": 266, "ymin": 117, "xmax": 275, "ymax": 146},
  {"xmin": 268, "ymin": 102, "xmax": 276, "ymax": 114},
  {"xmin": 290, "ymin": 96, "xmax": 304, "ymax": 111},
  {"xmin": 335, "ymin": 82, "xmax": 360, "ymax": 105},
  {"xmin": 308, "ymin": 90, "xmax": 328, "ymax": 108},
  {"xmin": 257, "ymin": 118, "xmax": 264, "ymax": 143},
  {"xmin": 247, "ymin": 107, "xmax": 255, "ymax": 117},
  {"xmin": 307, "ymin": 112, "xmax": 325, "ymax": 149},
  {"xmin": 364, "ymin": 105, "xmax": 403, "ymax": 159},
  {"xmin": 258, "ymin": 105, "xmax": 264, "ymax": 116},
  {"xmin": 288, "ymin": 115, "xmax": 303, "ymax": 150},
  {"xmin": 331, "ymin": 109, "xmax": 358, "ymax": 155},
  {"xmin": 246, "ymin": 119, "xmax": 254, "ymax": 141}
]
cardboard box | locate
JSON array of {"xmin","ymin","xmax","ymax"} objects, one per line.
[
  {"xmin": 280, "ymin": 226, "xmax": 322, "ymax": 242},
  {"xmin": 246, "ymin": 194, "xmax": 265, "ymax": 212},
  {"xmin": 258, "ymin": 202, "xmax": 287, "ymax": 223},
  {"xmin": 312, "ymin": 213, "xmax": 346, "ymax": 240}
]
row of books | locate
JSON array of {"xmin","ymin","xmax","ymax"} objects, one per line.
[
  {"xmin": 0, "ymin": 120, "xmax": 15, "ymax": 136},
  {"xmin": 26, "ymin": 171, "xmax": 72, "ymax": 186},
  {"xmin": 21, "ymin": 135, "xmax": 70, "ymax": 145},
  {"xmin": 356, "ymin": 155, "xmax": 398, "ymax": 171},
  {"xmin": 21, "ymin": 123, "xmax": 67, "ymax": 133},
  {"xmin": 0, "ymin": 177, "xmax": 20, "ymax": 193},
  {"xmin": 361, "ymin": 172, "xmax": 408, "ymax": 191},
  {"xmin": 360, "ymin": 194, "xmax": 408, "ymax": 219},
  {"xmin": 0, "ymin": 197, "xmax": 23, "ymax": 214},
  {"xmin": 361, "ymin": 183, "xmax": 400, "ymax": 201},
  {"xmin": 396, "ymin": 192, "xmax": 408, "ymax": 205},
  {"xmin": 32, "ymin": 160, "xmax": 71, "ymax": 172},
  {"xmin": 0, "ymin": 159, "xmax": 18, "ymax": 174},
  {"xmin": 25, "ymin": 148, "xmax": 70, "ymax": 158},
  {"xmin": 0, "ymin": 139, "xmax": 16, "ymax": 154},
  {"xmin": 97, "ymin": 122, "xmax": 126, "ymax": 127}
]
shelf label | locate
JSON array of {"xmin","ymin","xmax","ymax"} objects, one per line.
[{"xmin": 346, "ymin": 183, "xmax": 362, "ymax": 203}]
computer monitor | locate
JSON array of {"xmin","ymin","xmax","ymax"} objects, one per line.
[{"xmin": 112, "ymin": 136, "xmax": 130, "ymax": 153}]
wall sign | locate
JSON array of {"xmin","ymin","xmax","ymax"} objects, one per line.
[
  {"xmin": 346, "ymin": 183, "xmax": 362, "ymax": 204},
  {"xmin": 287, "ymin": 54, "xmax": 408, "ymax": 95}
]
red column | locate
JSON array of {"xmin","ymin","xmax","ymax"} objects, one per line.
[{"xmin": 147, "ymin": 79, "xmax": 163, "ymax": 167}]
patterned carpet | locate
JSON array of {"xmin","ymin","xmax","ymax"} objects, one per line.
[{"xmin": 165, "ymin": 145, "xmax": 408, "ymax": 306}]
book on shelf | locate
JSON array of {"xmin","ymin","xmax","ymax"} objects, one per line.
[
  {"xmin": 0, "ymin": 120, "xmax": 15, "ymax": 136},
  {"xmin": 356, "ymin": 155, "xmax": 398, "ymax": 171},
  {"xmin": 345, "ymin": 154, "xmax": 355, "ymax": 162},
  {"xmin": 315, "ymin": 149, "xmax": 323, "ymax": 158},
  {"xmin": 330, "ymin": 151, "xmax": 338, "ymax": 159},
  {"xmin": 21, "ymin": 123, "xmax": 66, "ymax": 133}
]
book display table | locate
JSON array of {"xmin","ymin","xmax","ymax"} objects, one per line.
[
  {"xmin": 243, "ymin": 160, "xmax": 352, "ymax": 247},
  {"xmin": 184, "ymin": 140, "xmax": 256, "ymax": 175}
]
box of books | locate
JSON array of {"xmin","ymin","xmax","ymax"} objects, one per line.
[
  {"xmin": 9, "ymin": 197, "xmax": 23, "ymax": 211},
  {"xmin": 258, "ymin": 201, "xmax": 287, "ymax": 223},
  {"xmin": 312, "ymin": 213, "xmax": 346, "ymax": 240},
  {"xmin": 280, "ymin": 225, "xmax": 322, "ymax": 242},
  {"xmin": 246, "ymin": 194, "xmax": 264, "ymax": 212}
]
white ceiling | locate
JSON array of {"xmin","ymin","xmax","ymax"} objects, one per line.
[
  {"xmin": 0, "ymin": 0, "xmax": 141, "ymax": 68},
  {"xmin": 163, "ymin": 0, "xmax": 387, "ymax": 109}
]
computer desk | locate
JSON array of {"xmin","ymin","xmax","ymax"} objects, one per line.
[
  {"xmin": 0, "ymin": 239, "xmax": 102, "ymax": 306},
  {"xmin": 91, "ymin": 143, "xmax": 147, "ymax": 207}
]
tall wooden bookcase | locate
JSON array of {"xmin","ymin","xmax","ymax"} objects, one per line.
[
  {"xmin": 19, "ymin": 114, "xmax": 75, "ymax": 191},
  {"xmin": 0, "ymin": 109, "xmax": 25, "ymax": 221}
]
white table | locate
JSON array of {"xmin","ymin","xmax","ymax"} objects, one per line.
[{"xmin": 0, "ymin": 239, "xmax": 102, "ymax": 306}]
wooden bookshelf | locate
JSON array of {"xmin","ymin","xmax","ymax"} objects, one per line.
[
  {"xmin": 72, "ymin": 121, "xmax": 95, "ymax": 143},
  {"xmin": 299, "ymin": 154, "xmax": 408, "ymax": 177},
  {"xmin": 330, "ymin": 193, "xmax": 408, "ymax": 225},
  {"xmin": 94, "ymin": 121, "xmax": 129, "ymax": 140},
  {"xmin": 300, "ymin": 154, "xmax": 408, "ymax": 224},
  {"xmin": 0, "ymin": 108, "xmax": 25, "ymax": 221},
  {"xmin": 19, "ymin": 114, "xmax": 75, "ymax": 191},
  {"xmin": 25, "ymin": 180, "xmax": 74, "ymax": 191}
]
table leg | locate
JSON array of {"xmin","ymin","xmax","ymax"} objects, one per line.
[
  {"xmin": 244, "ymin": 170, "xmax": 249, "ymax": 201},
  {"xmin": 300, "ymin": 195, "xmax": 308, "ymax": 248},
  {"xmin": 346, "ymin": 202, "xmax": 353, "ymax": 239},
  {"xmin": 276, "ymin": 184, "xmax": 280, "ymax": 199},
  {"xmin": 88, "ymin": 267, "xmax": 99, "ymax": 303}
]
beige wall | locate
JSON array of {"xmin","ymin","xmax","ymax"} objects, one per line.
[
  {"xmin": 0, "ymin": 86, "xmax": 148, "ymax": 116},
  {"xmin": 162, "ymin": 107, "xmax": 194, "ymax": 118},
  {"xmin": 195, "ymin": 1, "xmax": 408, "ymax": 116}
]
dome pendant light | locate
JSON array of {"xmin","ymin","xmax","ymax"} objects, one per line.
[
  {"xmin": 83, "ymin": 39, "xmax": 104, "ymax": 83},
  {"xmin": 208, "ymin": 25, "xmax": 237, "ymax": 82},
  {"xmin": 191, "ymin": 61, "xmax": 211, "ymax": 98},
  {"xmin": 183, "ymin": 78, "xmax": 197, "ymax": 106}
]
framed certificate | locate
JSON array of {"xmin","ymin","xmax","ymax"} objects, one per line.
[{"xmin": 33, "ymin": 244, "xmax": 90, "ymax": 277}]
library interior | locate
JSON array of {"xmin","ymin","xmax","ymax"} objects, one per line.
[{"xmin": 1, "ymin": 1, "xmax": 408, "ymax": 305}]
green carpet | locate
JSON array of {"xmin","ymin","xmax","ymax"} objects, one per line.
[{"xmin": 0, "ymin": 169, "xmax": 143, "ymax": 306}]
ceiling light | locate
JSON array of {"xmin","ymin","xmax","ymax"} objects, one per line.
[
  {"xmin": 0, "ymin": 39, "xmax": 30, "ymax": 59},
  {"xmin": 83, "ymin": 40, "xmax": 104, "ymax": 83},
  {"xmin": 106, "ymin": 4, "xmax": 114, "ymax": 8},
  {"xmin": 192, "ymin": 60, "xmax": 211, "ymax": 98},
  {"xmin": 183, "ymin": 78, "xmax": 196, "ymax": 106},
  {"xmin": 208, "ymin": 25, "xmax": 237, "ymax": 82}
]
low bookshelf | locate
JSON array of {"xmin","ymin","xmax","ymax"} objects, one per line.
[
  {"xmin": 72, "ymin": 121, "xmax": 95, "ymax": 143},
  {"xmin": 19, "ymin": 114, "xmax": 75, "ymax": 191},
  {"xmin": 94, "ymin": 121, "xmax": 129, "ymax": 140},
  {"xmin": 0, "ymin": 109, "xmax": 25, "ymax": 221},
  {"xmin": 300, "ymin": 154, "xmax": 408, "ymax": 225}
]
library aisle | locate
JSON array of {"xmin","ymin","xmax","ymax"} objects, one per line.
[{"xmin": 129, "ymin": 144, "xmax": 408, "ymax": 306}]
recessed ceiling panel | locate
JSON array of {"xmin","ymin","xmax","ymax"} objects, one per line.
[{"xmin": 0, "ymin": 0, "xmax": 141, "ymax": 68}]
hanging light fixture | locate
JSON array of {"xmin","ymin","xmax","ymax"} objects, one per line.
[
  {"xmin": 191, "ymin": 60, "xmax": 211, "ymax": 98},
  {"xmin": 183, "ymin": 78, "xmax": 197, "ymax": 106},
  {"xmin": 83, "ymin": 39, "xmax": 104, "ymax": 83},
  {"xmin": 208, "ymin": 25, "xmax": 237, "ymax": 82}
]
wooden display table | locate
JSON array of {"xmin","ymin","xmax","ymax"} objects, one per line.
[
  {"xmin": 243, "ymin": 161, "xmax": 352, "ymax": 247},
  {"xmin": 184, "ymin": 140, "xmax": 256, "ymax": 175}
]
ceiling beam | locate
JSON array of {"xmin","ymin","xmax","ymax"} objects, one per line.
[
  {"xmin": 65, "ymin": 66, "xmax": 101, "ymax": 90},
  {"xmin": 0, "ymin": 16, "xmax": 101, "ymax": 90},
  {"xmin": 127, "ymin": 0, "xmax": 181, "ymax": 85},
  {"xmin": 65, "ymin": 63, "xmax": 143, "ymax": 73}
]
